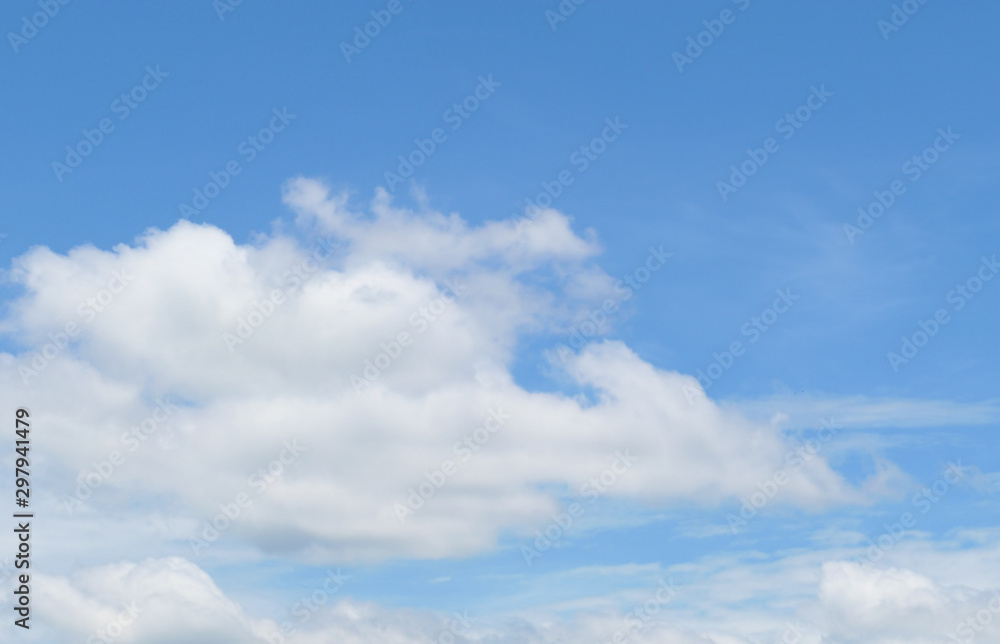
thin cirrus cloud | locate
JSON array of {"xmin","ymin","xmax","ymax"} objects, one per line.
[{"xmin": 726, "ymin": 393, "xmax": 1000, "ymax": 431}]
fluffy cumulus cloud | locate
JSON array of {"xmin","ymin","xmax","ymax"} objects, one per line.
[
  {"xmin": 29, "ymin": 558, "xmax": 279, "ymax": 644},
  {"xmin": 0, "ymin": 179, "xmax": 890, "ymax": 566},
  {"xmin": 0, "ymin": 179, "xmax": 880, "ymax": 565},
  {"xmin": 818, "ymin": 561, "xmax": 1000, "ymax": 643},
  {"xmin": 3, "ymin": 179, "xmax": 962, "ymax": 641}
]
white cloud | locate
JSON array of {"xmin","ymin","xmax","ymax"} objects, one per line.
[
  {"xmin": 0, "ymin": 179, "xmax": 903, "ymax": 566},
  {"xmin": 16, "ymin": 556, "xmax": 732, "ymax": 644},
  {"xmin": 18, "ymin": 549, "xmax": 1000, "ymax": 644},
  {"xmin": 818, "ymin": 561, "xmax": 1000, "ymax": 643},
  {"xmin": 726, "ymin": 392, "xmax": 1000, "ymax": 430},
  {"xmin": 282, "ymin": 179, "xmax": 601, "ymax": 272},
  {"xmin": 29, "ymin": 558, "xmax": 278, "ymax": 644}
]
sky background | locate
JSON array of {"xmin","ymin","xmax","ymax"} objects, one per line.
[{"xmin": 1, "ymin": 1, "xmax": 999, "ymax": 643}]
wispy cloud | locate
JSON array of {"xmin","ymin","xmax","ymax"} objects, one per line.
[{"xmin": 725, "ymin": 393, "xmax": 1000, "ymax": 430}]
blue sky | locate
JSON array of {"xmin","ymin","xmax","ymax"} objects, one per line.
[{"xmin": 2, "ymin": 1, "xmax": 999, "ymax": 643}]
